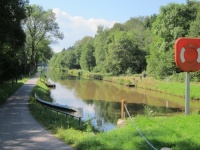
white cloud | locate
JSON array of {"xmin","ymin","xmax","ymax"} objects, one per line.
[{"xmin": 51, "ymin": 8, "xmax": 116, "ymax": 53}]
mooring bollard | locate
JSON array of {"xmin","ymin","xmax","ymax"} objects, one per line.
[
  {"xmin": 121, "ymin": 99, "xmax": 126, "ymax": 120},
  {"xmin": 117, "ymin": 99, "xmax": 127, "ymax": 127}
]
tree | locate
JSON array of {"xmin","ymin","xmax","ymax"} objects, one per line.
[
  {"xmin": 105, "ymin": 31, "xmax": 146, "ymax": 75},
  {"xmin": 187, "ymin": 2, "xmax": 200, "ymax": 81},
  {"xmin": 80, "ymin": 38, "xmax": 96, "ymax": 71},
  {"xmin": 57, "ymin": 49, "xmax": 77, "ymax": 69},
  {"xmin": 146, "ymin": 3, "xmax": 198, "ymax": 79},
  {"xmin": 93, "ymin": 26, "xmax": 109, "ymax": 72},
  {"xmin": 36, "ymin": 39, "xmax": 53, "ymax": 65},
  {"xmin": 49, "ymin": 17, "xmax": 147, "ymax": 75},
  {"xmin": 0, "ymin": 0, "xmax": 28, "ymax": 81},
  {"xmin": 73, "ymin": 36, "xmax": 93, "ymax": 69},
  {"xmin": 188, "ymin": 3, "xmax": 200, "ymax": 37},
  {"xmin": 23, "ymin": 4, "xmax": 63, "ymax": 72},
  {"xmin": 48, "ymin": 53, "xmax": 59, "ymax": 68}
]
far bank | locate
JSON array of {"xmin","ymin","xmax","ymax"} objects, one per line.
[{"xmin": 50, "ymin": 68, "xmax": 200, "ymax": 100}]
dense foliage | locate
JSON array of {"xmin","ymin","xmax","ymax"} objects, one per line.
[
  {"xmin": 0, "ymin": 1, "xmax": 63, "ymax": 82},
  {"xmin": 2, "ymin": 1, "xmax": 200, "ymax": 80},
  {"xmin": 147, "ymin": 2, "xmax": 199, "ymax": 79},
  {"xmin": 0, "ymin": 0, "xmax": 28, "ymax": 82},
  {"xmin": 49, "ymin": 1, "xmax": 200, "ymax": 79}
]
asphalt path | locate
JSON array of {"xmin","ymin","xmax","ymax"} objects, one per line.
[{"xmin": 0, "ymin": 73, "xmax": 74, "ymax": 150}]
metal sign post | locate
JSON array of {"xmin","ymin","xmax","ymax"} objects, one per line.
[{"xmin": 185, "ymin": 72, "xmax": 190, "ymax": 115}]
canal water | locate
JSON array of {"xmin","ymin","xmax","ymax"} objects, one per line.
[{"xmin": 46, "ymin": 69, "xmax": 200, "ymax": 131}]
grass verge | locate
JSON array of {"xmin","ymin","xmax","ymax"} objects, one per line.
[
  {"xmin": 0, "ymin": 77, "xmax": 29, "ymax": 105},
  {"xmin": 55, "ymin": 113, "xmax": 200, "ymax": 150}
]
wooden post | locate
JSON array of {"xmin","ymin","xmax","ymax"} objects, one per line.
[
  {"xmin": 117, "ymin": 99, "xmax": 127, "ymax": 127},
  {"xmin": 121, "ymin": 99, "xmax": 126, "ymax": 120}
]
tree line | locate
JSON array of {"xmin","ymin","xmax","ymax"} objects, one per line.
[
  {"xmin": 0, "ymin": 0, "xmax": 63, "ymax": 82},
  {"xmin": 49, "ymin": 1, "xmax": 200, "ymax": 80}
]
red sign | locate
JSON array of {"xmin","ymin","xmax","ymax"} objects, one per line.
[{"xmin": 175, "ymin": 38, "xmax": 200, "ymax": 72}]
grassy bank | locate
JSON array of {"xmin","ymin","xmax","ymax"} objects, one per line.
[
  {"xmin": 62, "ymin": 69, "xmax": 200, "ymax": 99},
  {"xmin": 29, "ymin": 75, "xmax": 200, "ymax": 150},
  {"xmin": 57, "ymin": 113, "xmax": 200, "ymax": 150},
  {"xmin": 135, "ymin": 76, "xmax": 200, "ymax": 100},
  {"xmin": 103, "ymin": 75, "xmax": 200, "ymax": 100}
]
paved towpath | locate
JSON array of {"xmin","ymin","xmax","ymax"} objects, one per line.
[{"xmin": 0, "ymin": 73, "xmax": 74, "ymax": 150}]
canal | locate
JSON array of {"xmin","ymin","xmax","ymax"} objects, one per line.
[{"xmin": 46, "ymin": 69, "xmax": 200, "ymax": 131}]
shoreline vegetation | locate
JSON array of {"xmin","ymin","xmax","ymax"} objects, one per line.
[{"xmin": 1, "ymin": 70, "xmax": 200, "ymax": 149}]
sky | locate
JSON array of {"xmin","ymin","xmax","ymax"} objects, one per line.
[{"xmin": 29, "ymin": 0, "xmax": 187, "ymax": 53}]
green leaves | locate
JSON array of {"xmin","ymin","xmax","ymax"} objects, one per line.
[
  {"xmin": 0, "ymin": 0, "xmax": 28, "ymax": 80},
  {"xmin": 105, "ymin": 31, "xmax": 145, "ymax": 75},
  {"xmin": 188, "ymin": 5, "xmax": 200, "ymax": 37},
  {"xmin": 147, "ymin": 2, "xmax": 199, "ymax": 79},
  {"xmin": 80, "ymin": 40, "xmax": 96, "ymax": 71},
  {"xmin": 23, "ymin": 4, "xmax": 63, "ymax": 72}
]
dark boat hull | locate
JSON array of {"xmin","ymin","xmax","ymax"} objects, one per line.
[{"xmin": 34, "ymin": 93, "xmax": 82, "ymax": 118}]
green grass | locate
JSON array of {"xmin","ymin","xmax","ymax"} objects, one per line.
[
  {"xmin": 154, "ymin": 82, "xmax": 185, "ymax": 96},
  {"xmin": 56, "ymin": 113, "xmax": 200, "ymax": 150},
  {"xmin": 149, "ymin": 81, "xmax": 200, "ymax": 99},
  {"xmin": 0, "ymin": 77, "xmax": 29, "ymax": 105},
  {"xmin": 134, "ymin": 76, "xmax": 200, "ymax": 100}
]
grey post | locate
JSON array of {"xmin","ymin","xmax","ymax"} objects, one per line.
[{"xmin": 185, "ymin": 72, "xmax": 190, "ymax": 115}]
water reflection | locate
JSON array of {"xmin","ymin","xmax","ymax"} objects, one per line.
[{"xmin": 46, "ymin": 69, "xmax": 200, "ymax": 131}]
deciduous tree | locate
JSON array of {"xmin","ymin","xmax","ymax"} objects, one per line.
[
  {"xmin": 23, "ymin": 4, "xmax": 63, "ymax": 72},
  {"xmin": 147, "ymin": 3, "xmax": 198, "ymax": 79}
]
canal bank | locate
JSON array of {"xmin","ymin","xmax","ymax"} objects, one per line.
[
  {"xmin": 26, "ymin": 69, "xmax": 200, "ymax": 149},
  {"xmin": 29, "ymin": 74, "xmax": 200, "ymax": 150},
  {"xmin": 55, "ymin": 68, "xmax": 200, "ymax": 100},
  {"xmin": 44, "ymin": 69, "xmax": 200, "ymax": 133}
]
